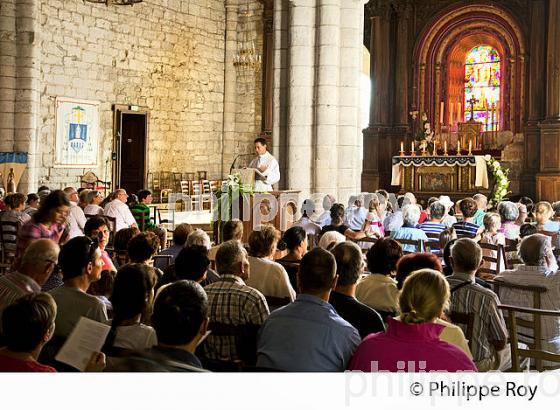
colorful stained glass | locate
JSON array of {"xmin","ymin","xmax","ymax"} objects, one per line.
[{"xmin": 464, "ymin": 46, "xmax": 501, "ymax": 131}]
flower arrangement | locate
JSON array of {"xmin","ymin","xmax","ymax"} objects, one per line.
[
  {"xmin": 212, "ymin": 173, "xmax": 254, "ymax": 242},
  {"xmin": 485, "ymin": 156, "xmax": 510, "ymax": 207},
  {"xmin": 412, "ymin": 112, "xmax": 435, "ymax": 153}
]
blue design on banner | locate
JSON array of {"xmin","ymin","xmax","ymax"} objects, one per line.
[{"xmin": 0, "ymin": 152, "xmax": 28, "ymax": 164}]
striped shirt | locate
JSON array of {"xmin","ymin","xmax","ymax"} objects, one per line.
[
  {"xmin": 0, "ymin": 271, "xmax": 41, "ymax": 313},
  {"xmin": 203, "ymin": 274, "xmax": 269, "ymax": 361},
  {"xmin": 495, "ymin": 266, "xmax": 560, "ymax": 355},
  {"xmin": 419, "ymin": 221, "xmax": 446, "ymax": 235},
  {"xmin": 446, "ymin": 272, "xmax": 508, "ymax": 363},
  {"xmin": 453, "ymin": 221, "xmax": 480, "ymax": 238},
  {"xmin": 15, "ymin": 221, "xmax": 65, "ymax": 269},
  {"xmin": 130, "ymin": 204, "xmax": 155, "ymax": 231}
]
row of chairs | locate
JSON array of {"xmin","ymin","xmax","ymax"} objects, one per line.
[{"xmin": 148, "ymin": 171, "xmax": 209, "ymax": 203}]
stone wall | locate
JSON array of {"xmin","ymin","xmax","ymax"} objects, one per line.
[{"xmin": 0, "ymin": 0, "xmax": 263, "ymax": 192}]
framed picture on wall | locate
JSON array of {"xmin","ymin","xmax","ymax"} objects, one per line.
[{"xmin": 55, "ymin": 97, "xmax": 100, "ymax": 167}]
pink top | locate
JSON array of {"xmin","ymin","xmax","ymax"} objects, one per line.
[{"xmin": 348, "ymin": 317, "xmax": 476, "ymax": 372}]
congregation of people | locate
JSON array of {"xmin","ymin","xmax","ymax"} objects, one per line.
[{"xmin": 0, "ymin": 184, "xmax": 560, "ymax": 372}]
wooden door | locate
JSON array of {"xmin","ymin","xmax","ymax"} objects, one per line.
[{"xmin": 114, "ymin": 109, "xmax": 147, "ymax": 194}]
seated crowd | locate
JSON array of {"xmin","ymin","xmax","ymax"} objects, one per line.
[{"xmin": 0, "ymin": 186, "xmax": 559, "ymax": 373}]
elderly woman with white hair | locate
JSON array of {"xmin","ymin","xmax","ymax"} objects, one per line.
[
  {"xmin": 390, "ymin": 204, "xmax": 428, "ymax": 253},
  {"xmin": 497, "ymin": 201, "xmax": 520, "ymax": 240},
  {"xmin": 183, "ymin": 228, "xmax": 221, "ymax": 285}
]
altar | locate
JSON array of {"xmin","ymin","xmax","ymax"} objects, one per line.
[{"xmin": 391, "ymin": 155, "xmax": 489, "ymax": 196}]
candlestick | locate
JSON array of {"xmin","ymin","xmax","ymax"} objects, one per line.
[
  {"xmin": 432, "ymin": 140, "xmax": 438, "ymax": 156},
  {"xmin": 457, "ymin": 140, "xmax": 461, "ymax": 156},
  {"xmin": 411, "ymin": 141, "xmax": 415, "ymax": 155},
  {"xmin": 400, "ymin": 141, "xmax": 405, "ymax": 156},
  {"xmin": 448, "ymin": 102, "xmax": 453, "ymax": 126},
  {"xmin": 440, "ymin": 101, "xmax": 444, "ymax": 124},
  {"xmin": 468, "ymin": 139, "xmax": 472, "ymax": 155},
  {"xmin": 444, "ymin": 140, "xmax": 448, "ymax": 156}
]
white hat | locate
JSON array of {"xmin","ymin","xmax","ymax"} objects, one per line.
[{"xmin": 438, "ymin": 195, "xmax": 454, "ymax": 208}]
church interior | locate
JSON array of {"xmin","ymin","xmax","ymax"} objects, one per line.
[{"xmin": 2, "ymin": 0, "xmax": 560, "ymax": 380}]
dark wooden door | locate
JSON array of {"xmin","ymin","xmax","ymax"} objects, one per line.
[{"xmin": 117, "ymin": 112, "xmax": 147, "ymax": 194}]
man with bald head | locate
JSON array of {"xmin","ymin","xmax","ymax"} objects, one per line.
[
  {"xmin": 104, "ymin": 189, "xmax": 137, "ymax": 231},
  {"xmin": 496, "ymin": 233, "xmax": 560, "ymax": 358},
  {"xmin": 0, "ymin": 239, "xmax": 59, "ymax": 313}
]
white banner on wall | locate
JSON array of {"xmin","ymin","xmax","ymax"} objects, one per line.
[{"xmin": 55, "ymin": 97, "xmax": 100, "ymax": 168}]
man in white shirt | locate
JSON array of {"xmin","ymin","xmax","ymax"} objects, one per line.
[
  {"xmin": 104, "ymin": 189, "xmax": 137, "ymax": 232},
  {"xmin": 63, "ymin": 187, "xmax": 87, "ymax": 239},
  {"xmin": 248, "ymin": 137, "xmax": 280, "ymax": 192}
]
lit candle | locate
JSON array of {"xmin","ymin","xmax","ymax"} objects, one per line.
[
  {"xmin": 448, "ymin": 102, "xmax": 453, "ymax": 126},
  {"xmin": 468, "ymin": 139, "xmax": 472, "ymax": 153},
  {"xmin": 411, "ymin": 141, "xmax": 415, "ymax": 153},
  {"xmin": 444, "ymin": 140, "xmax": 447, "ymax": 153},
  {"xmin": 400, "ymin": 141, "xmax": 404, "ymax": 152},
  {"xmin": 440, "ymin": 102, "xmax": 444, "ymax": 124},
  {"xmin": 457, "ymin": 140, "xmax": 461, "ymax": 154}
]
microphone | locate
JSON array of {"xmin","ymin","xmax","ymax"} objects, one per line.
[{"xmin": 229, "ymin": 154, "xmax": 254, "ymax": 175}]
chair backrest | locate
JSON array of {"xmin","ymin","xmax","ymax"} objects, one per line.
[
  {"xmin": 104, "ymin": 215, "xmax": 118, "ymax": 250},
  {"xmin": 492, "ymin": 278, "xmax": 547, "ymax": 310},
  {"xmin": 395, "ymin": 238, "xmax": 424, "ymax": 254},
  {"xmin": 197, "ymin": 170, "xmax": 208, "ymax": 180},
  {"xmin": 504, "ymin": 239, "xmax": 521, "ymax": 268},
  {"xmin": 498, "ymin": 304, "xmax": 560, "ymax": 371},
  {"xmin": 203, "ymin": 322, "xmax": 260, "ymax": 366},
  {"xmin": 477, "ymin": 242, "xmax": 505, "ymax": 276},
  {"xmin": 183, "ymin": 172, "xmax": 195, "ymax": 181},
  {"xmin": 265, "ymin": 296, "xmax": 292, "ymax": 311},
  {"xmin": 0, "ymin": 220, "xmax": 21, "ymax": 264},
  {"xmin": 180, "ymin": 180, "xmax": 191, "ymax": 196},
  {"xmin": 152, "ymin": 254, "xmax": 173, "ymax": 268},
  {"xmin": 447, "ymin": 311, "xmax": 475, "ymax": 349}
]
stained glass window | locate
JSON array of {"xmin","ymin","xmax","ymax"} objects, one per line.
[{"xmin": 464, "ymin": 45, "xmax": 500, "ymax": 131}]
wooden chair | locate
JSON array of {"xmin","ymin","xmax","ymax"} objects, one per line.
[
  {"xmin": 191, "ymin": 181, "xmax": 202, "ymax": 210},
  {"xmin": 152, "ymin": 254, "xmax": 173, "ymax": 269},
  {"xmin": 477, "ymin": 242, "xmax": 505, "ymax": 277},
  {"xmin": 199, "ymin": 322, "xmax": 261, "ymax": 369},
  {"xmin": 80, "ymin": 171, "xmax": 111, "ymax": 192},
  {"xmin": 492, "ymin": 278, "xmax": 547, "ymax": 310},
  {"xmin": 104, "ymin": 215, "xmax": 118, "ymax": 251},
  {"xmin": 0, "ymin": 220, "xmax": 20, "ymax": 268},
  {"xmin": 265, "ymin": 296, "xmax": 292, "ymax": 311},
  {"xmin": 504, "ymin": 238, "xmax": 521, "ymax": 268},
  {"xmin": 448, "ymin": 311, "xmax": 475, "ymax": 344},
  {"xmin": 183, "ymin": 172, "xmax": 195, "ymax": 181},
  {"xmin": 394, "ymin": 238, "xmax": 425, "ymax": 254},
  {"xmin": 197, "ymin": 170, "xmax": 207, "ymax": 180},
  {"xmin": 498, "ymin": 304, "xmax": 560, "ymax": 371},
  {"xmin": 201, "ymin": 180, "xmax": 212, "ymax": 209},
  {"xmin": 172, "ymin": 172, "xmax": 182, "ymax": 193}
]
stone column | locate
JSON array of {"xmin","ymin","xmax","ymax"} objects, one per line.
[
  {"xmin": 313, "ymin": 0, "xmax": 340, "ymax": 195},
  {"xmin": 362, "ymin": 0, "xmax": 392, "ymax": 191},
  {"xmin": 394, "ymin": 1, "xmax": 410, "ymax": 127},
  {"xmin": 285, "ymin": 0, "xmax": 315, "ymax": 195},
  {"xmin": 272, "ymin": 0, "xmax": 289, "ymax": 185},
  {"xmin": 537, "ymin": 0, "xmax": 560, "ymax": 200},
  {"xmin": 14, "ymin": 0, "xmax": 40, "ymax": 193},
  {"xmin": 261, "ymin": 2, "xmax": 274, "ymax": 137},
  {"xmin": 337, "ymin": 0, "xmax": 365, "ymax": 201},
  {"xmin": 222, "ymin": 0, "xmax": 239, "ymax": 177},
  {"xmin": 0, "ymin": 0, "xmax": 17, "ymax": 152},
  {"xmin": 522, "ymin": 0, "xmax": 546, "ymax": 198}
]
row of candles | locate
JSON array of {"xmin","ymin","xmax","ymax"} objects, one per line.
[
  {"xmin": 438, "ymin": 101, "xmax": 499, "ymax": 129},
  {"xmin": 399, "ymin": 139, "xmax": 474, "ymax": 156}
]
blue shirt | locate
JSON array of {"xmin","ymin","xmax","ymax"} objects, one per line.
[
  {"xmin": 453, "ymin": 221, "xmax": 479, "ymax": 238},
  {"xmin": 544, "ymin": 220, "xmax": 560, "ymax": 232},
  {"xmin": 472, "ymin": 209, "xmax": 486, "ymax": 227},
  {"xmin": 256, "ymin": 294, "xmax": 361, "ymax": 371},
  {"xmin": 390, "ymin": 226, "xmax": 428, "ymax": 252},
  {"xmin": 419, "ymin": 221, "xmax": 446, "ymax": 235}
]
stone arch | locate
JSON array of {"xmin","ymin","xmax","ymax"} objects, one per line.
[{"xmin": 413, "ymin": 2, "xmax": 527, "ymax": 133}]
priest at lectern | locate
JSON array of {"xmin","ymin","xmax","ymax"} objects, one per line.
[{"xmin": 248, "ymin": 137, "xmax": 280, "ymax": 192}]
